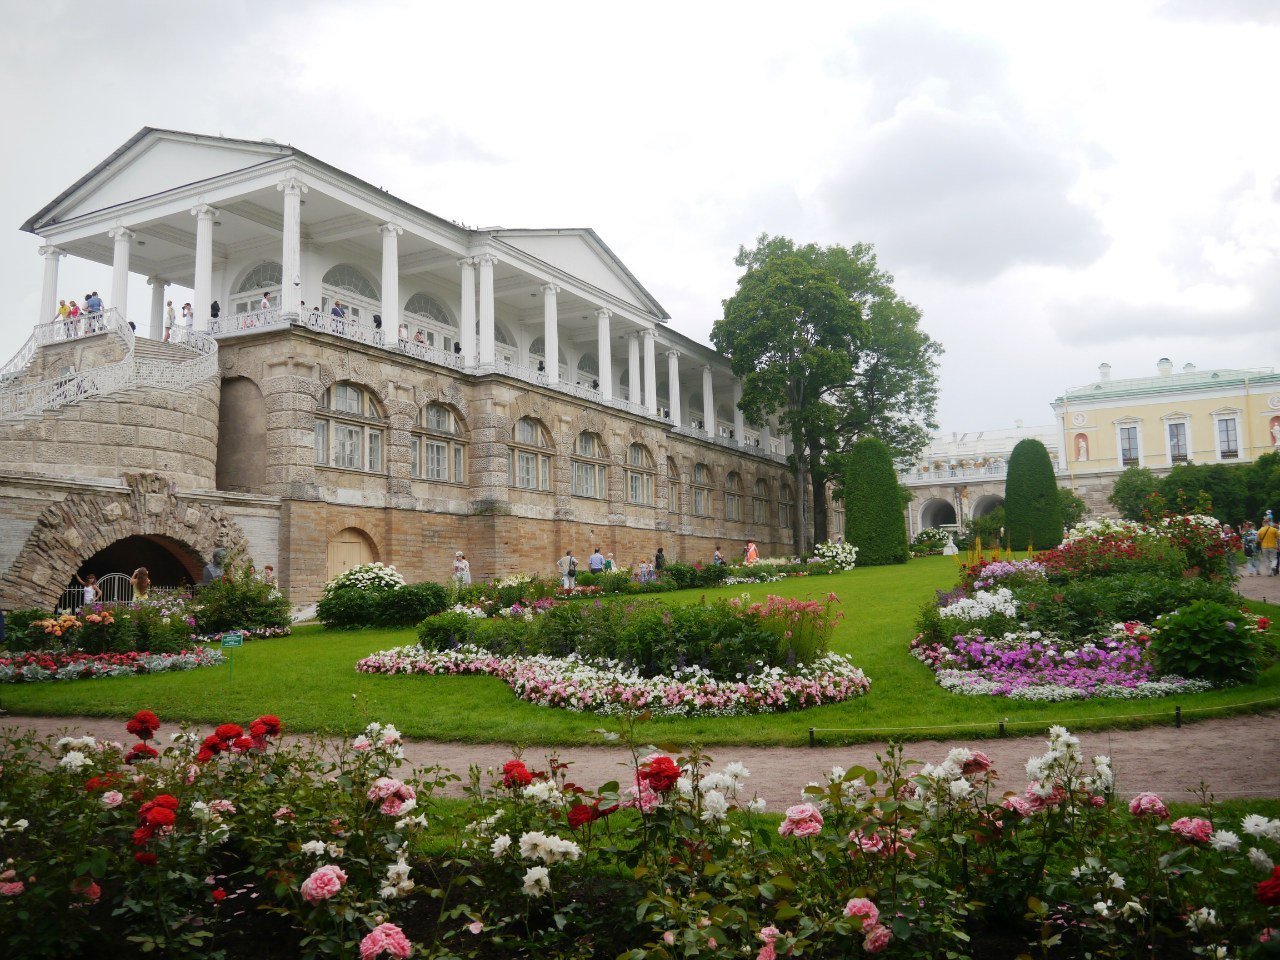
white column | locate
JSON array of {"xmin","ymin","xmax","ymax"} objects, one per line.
[
  {"xmin": 542, "ymin": 283, "xmax": 560, "ymax": 384},
  {"xmin": 189, "ymin": 204, "xmax": 217, "ymax": 328},
  {"xmin": 596, "ymin": 308, "xmax": 613, "ymax": 401},
  {"xmin": 702, "ymin": 365, "xmax": 715, "ymax": 435},
  {"xmin": 477, "ymin": 253, "xmax": 496, "ymax": 365},
  {"xmin": 147, "ymin": 277, "xmax": 165, "ymax": 340},
  {"xmin": 666, "ymin": 350, "xmax": 681, "ymax": 426},
  {"xmin": 38, "ymin": 245, "xmax": 64, "ymax": 324},
  {"xmin": 277, "ymin": 178, "xmax": 306, "ymax": 317},
  {"xmin": 643, "ymin": 329, "xmax": 658, "ymax": 416},
  {"xmin": 627, "ymin": 333, "xmax": 642, "ymax": 404},
  {"xmin": 733, "ymin": 379, "xmax": 745, "ymax": 444},
  {"xmin": 379, "ymin": 223, "xmax": 402, "ymax": 338},
  {"xmin": 109, "ymin": 227, "xmax": 136, "ymax": 318},
  {"xmin": 458, "ymin": 258, "xmax": 476, "ymax": 364}
]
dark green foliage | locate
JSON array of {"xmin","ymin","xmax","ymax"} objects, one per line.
[
  {"xmin": 1151, "ymin": 600, "xmax": 1261, "ymax": 684},
  {"xmin": 373, "ymin": 582, "xmax": 449, "ymax": 627},
  {"xmin": 843, "ymin": 436, "xmax": 909, "ymax": 565},
  {"xmin": 1057, "ymin": 487, "xmax": 1088, "ymax": 528},
  {"xmin": 195, "ymin": 568, "xmax": 291, "ymax": 633},
  {"xmin": 316, "ymin": 587, "xmax": 378, "ymax": 630},
  {"xmin": 1108, "ymin": 467, "xmax": 1160, "ymax": 521},
  {"xmin": 416, "ymin": 610, "xmax": 481, "ymax": 650},
  {"xmin": 1016, "ymin": 574, "xmax": 1235, "ymax": 641},
  {"xmin": 3, "ymin": 610, "xmax": 47, "ymax": 651},
  {"xmin": 1004, "ymin": 439, "xmax": 1063, "ymax": 550}
]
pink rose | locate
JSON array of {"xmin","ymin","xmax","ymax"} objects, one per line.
[
  {"xmin": 778, "ymin": 803, "xmax": 824, "ymax": 838},
  {"xmin": 863, "ymin": 923, "xmax": 893, "ymax": 953},
  {"xmin": 467, "ymin": 921, "xmax": 484, "ymax": 934},
  {"xmin": 663, "ymin": 931, "xmax": 676, "ymax": 945},
  {"xmin": 843, "ymin": 897, "xmax": 880, "ymax": 927},
  {"xmin": 1128, "ymin": 792, "xmax": 1169, "ymax": 820},
  {"xmin": 274, "ymin": 806, "xmax": 295, "ymax": 821},
  {"xmin": 300, "ymin": 864, "xmax": 347, "ymax": 904},
  {"xmin": 101, "ymin": 790, "xmax": 124, "ymax": 808},
  {"xmin": 1170, "ymin": 817, "xmax": 1213, "ymax": 844},
  {"xmin": 359, "ymin": 922, "xmax": 413, "ymax": 959},
  {"xmin": 367, "ymin": 778, "xmax": 416, "ymax": 816}
]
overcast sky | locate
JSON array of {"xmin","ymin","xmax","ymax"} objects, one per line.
[{"xmin": 2, "ymin": 0, "xmax": 1278, "ymax": 434}]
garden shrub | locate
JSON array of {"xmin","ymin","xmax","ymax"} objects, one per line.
[
  {"xmin": 1016, "ymin": 573, "xmax": 1235, "ymax": 639},
  {"xmin": 417, "ymin": 610, "xmax": 483, "ymax": 650},
  {"xmin": 843, "ymin": 436, "xmax": 909, "ymax": 565},
  {"xmin": 1150, "ymin": 600, "xmax": 1263, "ymax": 684},
  {"xmin": 3, "ymin": 609, "xmax": 47, "ymax": 650},
  {"xmin": 1004, "ymin": 438, "xmax": 1063, "ymax": 550},
  {"xmin": 371, "ymin": 582, "xmax": 449, "ymax": 627},
  {"xmin": 195, "ymin": 567, "xmax": 291, "ymax": 633},
  {"xmin": 316, "ymin": 586, "xmax": 380, "ymax": 630}
]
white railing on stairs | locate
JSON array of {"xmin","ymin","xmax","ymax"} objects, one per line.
[{"xmin": 0, "ymin": 309, "xmax": 218, "ymax": 421}]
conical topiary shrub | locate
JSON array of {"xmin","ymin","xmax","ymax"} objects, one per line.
[
  {"xmin": 844, "ymin": 436, "xmax": 910, "ymax": 565},
  {"xmin": 1004, "ymin": 438, "xmax": 1063, "ymax": 550}
]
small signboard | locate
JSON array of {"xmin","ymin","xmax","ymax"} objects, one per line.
[{"xmin": 221, "ymin": 631, "xmax": 244, "ymax": 648}]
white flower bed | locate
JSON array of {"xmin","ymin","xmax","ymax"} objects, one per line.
[
  {"xmin": 322, "ymin": 562, "xmax": 405, "ymax": 596},
  {"xmin": 937, "ymin": 587, "xmax": 1018, "ymax": 621},
  {"xmin": 935, "ymin": 670, "xmax": 1213, "ymax": 702},
  {"xmin": 812, "ymin": 540, "xmax": 859, "ymax": 571}
]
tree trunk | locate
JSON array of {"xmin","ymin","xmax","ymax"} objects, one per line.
[
  {"xmin": 791, "ymin": 424, "xmax": 809, "ymax": 557},
  {"xmin": 810, "ymin": 457, "xmax": 829, "ymax": 546}
]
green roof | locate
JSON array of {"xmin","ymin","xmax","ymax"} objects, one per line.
[{"xmin": 1055, "ymin": 367, "xmax": 1279, "ymax": 404}]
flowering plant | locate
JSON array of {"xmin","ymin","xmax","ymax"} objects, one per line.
[
  {"xmin": 812, "ymin": 539, "xmax": 859, "ymax": 570},
  {"xmin": 0, "ymin": 647, "xmax": 223, "ymax": 683},
  {"xmin": 322, "ymin": 562, "xmax": 405, "ymax": 597}
]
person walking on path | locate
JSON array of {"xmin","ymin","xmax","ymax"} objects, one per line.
[
  {"xmin": 654, "ymin": 547, "xmax": 666, "ymax": 573},
  {"xmin": 556, "ymin": 551, "xmax": 576, "ymax": 589},
  {"xmin": 1242, "ymin": 522, "xmax": 1260, "ymax": 576},
  {"xmin": 588, "ymin": 547, "xmax": 604, "ymax": 574},
  {"xmin": 603, "ymin": 552, "xmax": 615, "ymax": 572},
  {"xmin": 452, "ymin": 551, "xmax": 471, "ymax": 586},
  {"xmin": 1258, "ymin": 518, "xmax": 1279, "ymax": 576}
]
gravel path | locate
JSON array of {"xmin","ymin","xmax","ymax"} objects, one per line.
[{"xmin": 6, "ymin": 711, "xmax": 1278, "ymax": 805}]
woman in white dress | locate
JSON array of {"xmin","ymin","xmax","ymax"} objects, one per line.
[{"xmin": 452, "ymin": 551, "xmax": 472, "ymax": 586}]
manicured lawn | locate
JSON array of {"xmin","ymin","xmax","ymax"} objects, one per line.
[{"xmin": 4, "ymin": 556, "xmax": 1278, "ymax": 745}]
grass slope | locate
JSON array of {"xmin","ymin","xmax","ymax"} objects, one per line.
[{"xmin": 4, "ymin": 556, "xmax": 1278, "ymax": 746}]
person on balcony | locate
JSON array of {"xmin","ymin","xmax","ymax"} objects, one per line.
[
  {"xmin": 86, "ymin": 291, "xmax": 102, "ymax": 315},
  {"xmin": 181, "ymin": 303, "xmax": 193, "ymax": 330},
  {"xmin": 331, "ymin": 300, "xmax": 346, "ymax": 318},
  {"xmin": 398, "ymin": 322, "xmax": 409, "ymax": 342},
  {"xmin": 163, "ymin": 301, "xmax": 175, "ymax": 342},
  {"xmin": 413, "ymin": 329, "xmax": 425, "ymax": 344},
  {"xmin": 259, "ymin": 291, "xmax": 271, "ymax": 312}
]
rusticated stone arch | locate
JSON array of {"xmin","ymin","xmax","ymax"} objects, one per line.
[
  {"xmin": 0, "ymin": 472, "xmax": 251, "ymax": 611},
  {"xmin": 414, "ymin": 380, "xmax": 470, "ymax": 426}
]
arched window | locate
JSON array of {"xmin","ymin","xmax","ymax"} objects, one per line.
[
  {"xmin": 626, "ymin": 443, "xmax": 655, "ymax": 505},
  {"xmin": 572, "ymin": 431, "xmax": 608, "ymax": 499},
  {"xmin": 577, "ymin": 353, "xmax": 599, "ymax": 383},
  {"xmin": 688, "ymin": 391, "xmax": 705, "ymax": 429},
  {"xmin": 667, "ymin": 457, "xmax": 681, "ymax": 515},
  {"xmin": 314, "ymin": 382, "xmax": 385, "ymax": 474},
  {"xmin": 232, "ymin": 262, "xmax": 283, "ymax": 314},
  {"xmin": 753, "ymin": 478, "xmax": 770, "ymax": 525},
  {"xmin": 409, "ymin": 403, "xmax": 467, "ymax": 483},
  {"xmin": 725, "ymin": 471, "xmax": 743, "ymax": 522},
  {"xmin": 403, "ymin": 293, "xmax": 455, "ymax": 328},
  {"xmin": 321, "ymin": 265, "xmax": 379, "ymax": 324},
  {"xmin": 401, "ymin": 293, "xmax": 458, "ymax": 351},
  {"xmin": 509, "ymin": 417, "xmax": 552, "ymax": 491},
  {"xmin": 780, "ymin": 483, "xmax": 795, "ymax": 530},
  {"xmin": 692, "ymin": 463, "xmax": 713, "ymax": 517},
  {"xmin": 323, "ymin": 264, "xmax": 379, "ymax": 300}
]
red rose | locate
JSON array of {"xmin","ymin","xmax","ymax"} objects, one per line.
[
  {"xmin": 501, "ymin": 760, "xmax": 533, "ymax": 789},
  {"xmin": 214, "ymin": 723, "xmax": 243, "ymax": 741},
  {"xmin": 145, "ymin": 806, "xmax": 176, "ymax": 827},
  {"xmin": 567, "ymin": 805, "xmax": 595, "ymax": 829},
  {"xmin": 125, "ymin": 743, "xmax": 158, "ymax": 764},
  {"xmin": 212, "ymin": 888, "xmax": 227, "ymax": 902},
  {"xmin": 249, "ymin": 722, "xmax": 267, "ymax": 738},
  {"xmin": 1259, "ymin": 866, "xmax": 1280, "ymax": 906},
  {"xmin": 1257, "ymin": 617, "xmax": 1271, "ymax": 631},
  {"xmin": 231, "ymin": 736, "xmax": 256, "ymax": 752},
  {"xmin": 126, "ymin": 710, "xmax": 161, "ymax": 740},
  {"xmin": 134, "ymin": 852, "xmax": 157, "ymax": 867},
  {"xmin": 132, "ymin": 825, "xmax": 154, "ymax": 846},
  {"xmin": 195, "ymin": 748, "xmax": 215, "ymax": 764},
  {"xmin": 253, "ymin": 715, "xmax": 282, "ymax": 736},
  {"xmin": 150, "ymin": 794, "xmax": 179, "ymax": 810},
  {"xmin": 640, "ymin": 755, "xmax": 681, "ymax": 793}
]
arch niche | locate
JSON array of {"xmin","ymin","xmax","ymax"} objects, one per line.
[
  {"xmin": 326, "ymin": 527, "xmax": 379, "ymax": 580},
  {"xmin": 970, "ymin": 494, "xmax": 1005, "ymax": 520},
  {"xmin": 0, "ymin": 472, "xmax": 251, "ymax": 611},
  {"xmin": 919, "ymin": 498, "xmax": 958, "ymax": 530},
  {"xmin": 216, "ymin": 376, "xmax": 267, "ymax": 493}
]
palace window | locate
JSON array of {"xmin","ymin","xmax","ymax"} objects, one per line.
[
  {"xmin": 232, "ymin": 261, "xmax": 282, "ymax": 314},
  {"xmin": 1119, "ymin": 425, "xmax": 1140, "ymax": 467},
  {"xmin": 753, "ymin": 478, "xmax": 769, "ymax": 525},
  {"xmin": 321, "ymin": 264, "xmax": 380, "ymax": 323},
  {"xmin": 692, "ymin": 463, "xmax": 713, "ymax": 517},
  {"xmin": 509, "ymin": 417, "xmax": 553, "ymax": 491},
  {"xmin": 667, "ymin": 457, "xmax": 681, "ymax": 514},
  {"xmin": 1217, "ymin": 417, "xmax": 1240, "ymax": 460},
  {"xmin": 626, "ymin": 443, "xmax": 655, "ymax": 505},
  {"xmin": 1168, "ymin": 422, "xmax": 1189, "ymax": 464},
  {"xmin": 314, "ymin": 382, "xmax": 384, "ymax": 474},
  {"xmin": 725, "ymin": 471, "xmax": 743, "ymax": 522},
  {"xmin": 780, "ymin": 483, "xmax": 794, "ymax": 529},
  {"xmin": 409, "ymin": 403, "xmax": 467, "ymax": 483},
  {"xmin": 572, "ymin": 431, "xmax": 608, "ymax": 499},
  {"xmin": 402, "ymin": 293, "xmax": 457, "ymax": 352}
]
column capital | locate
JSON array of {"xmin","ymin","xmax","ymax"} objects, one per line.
[
  {"xmin": 277, "ymin": 177, "xmax": 309, "ymax": 196},
  {"xmin": 189, "ymin": 204, "xmax": 220, "ymax": 220},
  {"xmin": 379, "ymin": 222, "xmax": 403, "ymax": 237},
  {"xmin": 596, "ymin": 307, "xmax": 612, "ymax": 321},
  {"xmin": 38, "ymin": 245, "xmax": 65, "ymax": 260},
  {"xmin": 666, "ymin": 349, "xmax": 681, "ymax": 359},
  {"xmin": 146, "ymin": 276, "xmax": 166, "ymax": 287},
  {"xmin": 475, "ymin": 253, "xmax": 498, "ymax": 267},
  {"xmin": 457, "ymin": 256, "xmax": 478, "ymax": 269},
  {"xmin": 108, "ymin": 226, "xmax": 136, "ymax": 242},
  {"xmin": 641, "ymin": 327, "xmax": 655, "ymax": 340},
  {"xmin": 702, "ymin": 363, "xmax": 713, "ymax": 373},
  {"xmin": 541, "ymin": 282, "xmax": 561, "ymax": 296}
]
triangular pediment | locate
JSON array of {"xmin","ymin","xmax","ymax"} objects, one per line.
[
  {"xmin": 494, "ymin": 229, "xmax": 668, "ymax": 319},
  {"xmin": 28, "ymin": 129, "xmax": 291, "ymax": 232}
]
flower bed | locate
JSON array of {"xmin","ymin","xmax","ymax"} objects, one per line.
[
  {"xmin": 355, "ymin": 644, "xmax": 870, "ymax": 716},
  {"xmin": 0, "ymin": 647, "xmax": 224, "ymax": 683},
  {"xmin": 3, "ymin": 714, "xmax": 1279, "ymax": 958},
  {"xmin": 192, "ymin": 626, "xmax": 293, "ymax": 644}
]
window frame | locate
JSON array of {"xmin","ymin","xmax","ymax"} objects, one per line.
[
  {"xmin": 1215, "ymin": 414, "xmax": 1241, "ymax": 461},
  {"xmin": 692, "ymin": 463, "xmax": 714, "ymax": 518},
  {"xmin": 626, "ymin": 443, "xmax": 655, "ymax": 506},
  {"xmin": 315, "ymin": 383, "xmax": 387, "ymax": 475},
  {"xmin": 509, "ymin": 416, "xmax": 553, "ymax": 492},
  {"xmin": 408, "ymin": 403, "xmax": 468, "ymax": 485},
  {"xmin": 571, "ymin": 431, "xmax": 609, "ymax": 500}
]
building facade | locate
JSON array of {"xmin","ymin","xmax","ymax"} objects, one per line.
[{"xmin": 0, "ymin": 129, "xmax": 819, "ymax": 613}]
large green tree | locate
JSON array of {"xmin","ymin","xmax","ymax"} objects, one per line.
[
  {"xmin": 714, "ymin": 254, "xmax": 862, "ymax": 553},
  {"xmin": 843, "ymin": 436, "xmax": 910, "ymax": 565},
  {"xmin": 1004, "ymin": 439, "xmax": 1063, "ymax": 549},
  {"xmin": 1107, "ymin": 466, "xmax": 1159, "ymax": 521}
]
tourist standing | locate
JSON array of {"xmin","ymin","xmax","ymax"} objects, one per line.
[
  {"xmin": 588, "ymin": 547, "xmax": 605, "ymax": 573},
  {"xmin": 1222, "ymin": 525, "xmax": 1239, "ymax": 577},
  {"xmin": 1259, "ymin": 518, "xmax": 1279, "ymax": 576},
  {"xmin": 654, "ymin": 546, "xmax": 666, "ymax": 572},
  {"xmin": 130, "ymin": 567, "xmax": 151, "ymax": 601},
  {"xmin": 713, "ymin": 546, "xmax": 725, "ymax": 566},
  {"xmin": 259, "ymin": 291, "xmax": 272, "ymax": 312},
  {"xmin": 1242, "ymin": 522, "xmax": 1260, "ymax": 575},
  {"xmin": 603, "ymin": 552, "xmax": 615, "ymax": 572},
  {"xmin": 556, "ymin": 550, "xmax": 574, "ymax": 589},
  {"xmin": 263, "ymin": 565, "xmax": 277, "ymax": 585},
  {"xmin": 453, "ymin": 551, "xmax": 472, "ymax": 586},
  {"xmin": 181, "ymin": 303, "xmax": 194, "ymax": 331},
  {"xmin": 74, "ymin": 572, "xmax": 98, "ymax": 611},
  {"xmin": 164, "ymin": 300, "xmax": 175, "ymax": 342},
  {"xmin": 745, "ymin": 539, "xmax": 759, "ymax": 565}
]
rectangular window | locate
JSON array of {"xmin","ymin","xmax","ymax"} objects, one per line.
[
  {"xmin": 331, "ymin": 384, "xmax": 362, "ymax": 415},
  {"xmin": 1218, "ymin": 418, "xmax": 1239, "ymax": 459},
  {"xmin": 1168, "ymin": 422, "xmax": 1188, "ymax": 463},
  {"xmin": 453, "ymin": 445, "xmax": 464, "ymax": 484},
  {"xmin": 409, "ymin": 436, "xmax": 421, "ymax": 479},
  {"xmin": 1120, "ymin": 425, "xmax": 1139, "ymax": 466},
  {"xmin": 780, "ymin": 501, "xmax": 792, "ymax": 528},
  {"xmin": 693, "ymin": 488, "xmax": 711, "ymax": 517},
  {"xmin": 313, "ymin": 420, "xmax": 328, "ymax": 465},
  {"xmin": 335, "ymin": 424, "xmax": 362, "ymax": 469},
  {"xmin": 540, "ymin": 454, "xmax": 550, "ymax": 491},
  {"xmin": 425, "ymin": 441, "xmax": 448, "ymax": 480},
  {"xmin": 753, "ymin": 499, "xmax": 765, "ymax": 524},
  {"xmin": 515, "ymin": 451, "xmax": 537, "ymax": 489},
  {"xmin": 573, "ymin": 462, "xmax": 606, "ymax": 498},
  {"xmin": 628, "ymin": 471, "xmax": 652, "ymax": 505},
  {"xmin": 726, "ymin": 493, "xmax": 741, "ymax": 522},
  {"xmin": 368, "ymin": 430, "xmax": 383, "ymax": 473}
]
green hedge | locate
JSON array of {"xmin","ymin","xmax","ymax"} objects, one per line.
[
  {"xmin": 844, "ymin": 436, "xmax": 909, "ymax": 565},
  {"xmin": 317, "ymin": 582, "xmax": 450, "ymax": 630},
  {"xmin": 194, "ymin": 567, "xmax": 292, "ymax": 634},
  {"xmin": 1004, "ymin": 438, "xmax": 1063, "ymax": 550}
]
